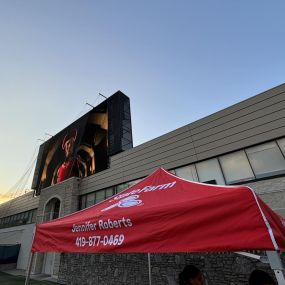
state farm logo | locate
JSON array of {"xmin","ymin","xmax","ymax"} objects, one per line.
[
  {"xmin": 102, "ymin": 195, "xmax": 143, "ymax": 212},
  {"xmin": 281, "ymin": 217, "xmax": 285, "ymax": 227},
  {"xmin": 101, "ymin": 181, "xmax": 176, "ymax": 212}
]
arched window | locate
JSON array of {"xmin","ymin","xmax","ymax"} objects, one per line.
[{"xmin": 44, "ymin": 198, "xmax": 61, "ymax": 222}]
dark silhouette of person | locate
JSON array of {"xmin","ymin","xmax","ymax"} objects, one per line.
[
  {"xmin": 179, "ymin": 265, "xmax": 204, "ymax": 285},
  {"xmin": 56, "ymin": 129, "xmax": 80, "ymax": 183},
  {"xmin": 249, "ymin": 269, "xmax": 276, "ymax": 285}
]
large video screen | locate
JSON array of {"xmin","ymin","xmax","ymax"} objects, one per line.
[{"xmin": 32, "ymin": 91, "xmax": 133, "ymax": 194}]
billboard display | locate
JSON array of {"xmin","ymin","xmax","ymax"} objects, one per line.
[{"xmin": 32, "ymin": 91, "xmax": 133, "ymax": 194}]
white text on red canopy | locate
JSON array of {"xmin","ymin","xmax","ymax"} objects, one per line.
[{"xmin": 112, "ymin": 181, "xmax": 176, "ymax": 201}]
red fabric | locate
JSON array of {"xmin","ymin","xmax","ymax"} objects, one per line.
[
  {"xmin": 57, "ymin": 160, "xmax": 74, "ymax": 183},
  {"xmin": 32, "ymin": 168, "xmax": 285, "ymax": 253}
]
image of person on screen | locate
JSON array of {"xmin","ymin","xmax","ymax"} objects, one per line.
[{"xmin": 54, "ymin": 128, "xmax": 81, "ymax": 183}]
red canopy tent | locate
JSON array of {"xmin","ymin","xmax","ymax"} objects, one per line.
[{"xmin": 27, "ymin": 168, "xmax": 285, "ymax": 284}]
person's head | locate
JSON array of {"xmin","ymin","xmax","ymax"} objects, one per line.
[
  {"xmin": 249, "ymin": 269, "xmax": 276, "ymax": 285},
  {"xmin": 63, "ymin": 137, "xmax": 74, "ymax": 158},
  {"xmin": 179, "ymin": 265, "xmax": 204, "ymax": 285},
  {"xmin": 62, "ymin": 129, "xmax": 77, "ymax": 158}
]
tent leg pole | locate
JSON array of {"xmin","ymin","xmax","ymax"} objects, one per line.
[
  {"xmin": 273, "ymin": 270, "xmax": 285, "ymax": 285},
  {"xmin": 148, "ymin": 253, "xmax": 152, "ymax": 285},
  {"xmin": 25, "ymin": 252, "xmax": 34, "ymax": 285},
  {"xmin": 266, "ymin": 251, "xmax": 285, "ymax": 285}
]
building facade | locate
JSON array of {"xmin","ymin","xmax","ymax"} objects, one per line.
[{"xmin": 0, "ymin": 84, "xmax": 285, "ymax": 284}]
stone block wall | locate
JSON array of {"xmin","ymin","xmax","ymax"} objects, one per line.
[
  {"xmin": 32, "ymin": 177, "xmax": 79, "ymax": 276},
  {"xmin": 57, "ymin": 252, "xmax": 282, "ymax": 285},
  {"xmin": 36, "ymin": 176, "xmax": 79, "ymax": 223}
]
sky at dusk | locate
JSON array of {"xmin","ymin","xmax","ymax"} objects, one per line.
[{"xmin": 0, "ymin": 0, "xmax": 285, "ymax": 203}]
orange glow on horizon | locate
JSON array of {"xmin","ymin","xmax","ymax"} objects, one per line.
[{"xmin": 0, "ymin": 193, "xmax": 16, "ymax": 205}]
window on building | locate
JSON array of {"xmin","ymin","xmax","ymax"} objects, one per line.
[
  {"xmin": 105, "ymin": 187, "xmax": 115, "ymax": 199},
  {"xmin": 22, "ymin": 212, "xmax": 28, "ymax": 223},
  {"xmin": 0, "ymin": 209, "xmax": 37, "ymax": 229},
  {"xmin": 116, "ymin": 183, "xmax": 129, "ymax": 193},
  {"xmin": 30, "ymin": 210, "xmax": 37, "ymax": 223},
  {"xmin": 52, "ymin": 200, "xmax": 60, "ymax": 220},
  {"xmin": 95, "ymin": 190, "xmax": 105, "ymax": 204},
  {"xmin": 86, "ymin": 193, "xmax": 95, "ymax": 208},
  {"xmin": 128, "ymin": 179, "xmax": 143, "ymax": 188},
  {"xmin": 196, "ymin": 158, "xmax": 225, "ymax": 185},
  {"xmin": 277, "ymin": 138, "xmax": 285, "ymax": 157},
  {"xmin": 174, "ymin": 165, "xmax": 198, "ymax": 181},
  {"xmin": 80, "ymin": 187, "xmax": 117, "ymax": 210},
  {"xmin": 80, "ymin": 195, "xmax": 87, "ymax": 210},
  {"xmin": 246, "ymin": 141, "xmax": 285, "ymax": 178},
  {"xmin": 202, "ymin": 179, "xmax": 217, "ymax": 185},
  {"xmin": 219, "ymin": 150, "xmax": 255, "ymax": 184}
]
